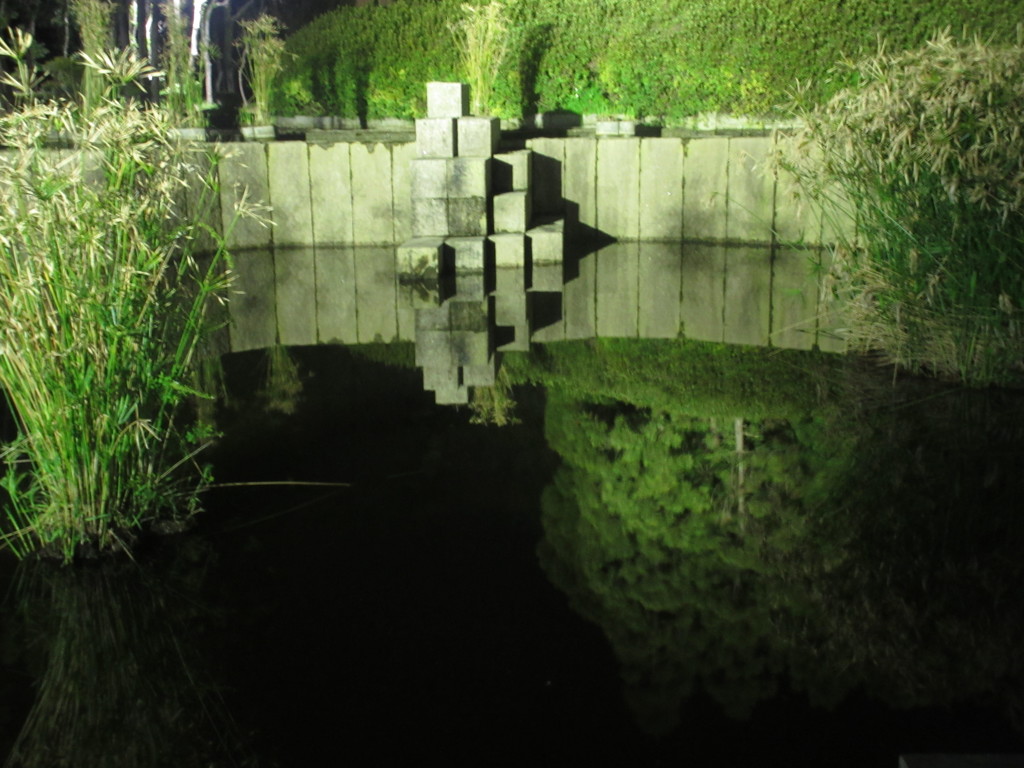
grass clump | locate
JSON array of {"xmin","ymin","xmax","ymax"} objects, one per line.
[
  {"xmin": 238, "ymin": 14, "xmax": 288, "ymax": 125},
  {"xmin": 0, "ymin": 39, "xmax": 236, "ymax": 562},
  {"xmin": 452, "ymin": 0, "xmax": 514, "ymax": 115},
  {"xmin": 780, "ymin": 30, "xmax": 1024, "ymax": 385}
]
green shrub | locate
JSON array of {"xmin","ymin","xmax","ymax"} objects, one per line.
[
  {"xmin": 780, "ymin": 30, "xmax": 1024, "ymax": 385},
  {"xmin": 273, "ymin": 0, "xmax": 1023, "ymax": 122}
]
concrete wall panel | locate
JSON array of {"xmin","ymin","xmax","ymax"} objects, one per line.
[
  {"xmin": 683, "ymin": 138, "xmax": 729, "ymax": 242},
  {"xmin": 268, "ymin": 142, "xmax": 314, "ymax": 246},
  {"xmin": 218, "ymin": 142, "xmax": 271, "ymax": 250},
  {"xmin": 309, "ymin": 142, "xmax": 354, "ymax": 246},
  {"xmin": 727, "ymin": 137, "xmax": 774, "ymax": 244},
  {"xmin": 597, "ymin": 138, "xmax": 640, "ymax": 240},
  {"xmin": 640, "ymin": 138, "xmax": 684, "ymax": 241},
  {"xmin": 350, "ymin": 142, "xmax": 395, "ymax": 244}
]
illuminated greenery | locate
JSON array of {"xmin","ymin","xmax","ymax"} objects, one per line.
[
  {"xmin": 780, "ymin": 31, "xmax": 1024, "ymax": 385},
  {"xmin": 0, "ymin": 41, "xmax": 237, "ymax": 562},
  {"xmin": 530, "ymin": 340, "xmax": 1024, "ymax": 734},
  {"xmin": 274, "ymin": 0, "xmax": 1022, "ymax": 121}
]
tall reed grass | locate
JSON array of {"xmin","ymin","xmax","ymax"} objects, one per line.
[
  {"xmin": 452, "ymin": 0, "xmax": 513, "ymax": 115},
  {"xmin": 779, "ymin": 30, "xmax": 1024, "ymax": 385},
  {"xmin": 0, "ymin": 40, "xmax": 236, "ymax": 562}
]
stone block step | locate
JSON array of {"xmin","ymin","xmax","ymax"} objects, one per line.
[
  {"xmin": 492, "ymin": 149, "xmax": 532, "ymax": 193},
  {"xmin": 493, "ymin": 190, "xmax": 532, "ymax": 233},
  {"xmin": 527, "ymin": 217, "xmax": 564, "ymax": 264}
]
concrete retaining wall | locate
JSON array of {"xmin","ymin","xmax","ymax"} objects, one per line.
[{"xmin": 213, "ymin": 136, "xmax": 850, "ymax": 250}]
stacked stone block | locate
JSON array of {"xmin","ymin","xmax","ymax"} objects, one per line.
[{"xmin": 398, "ymin": 82, "xmax": 566, "ymax": 405}]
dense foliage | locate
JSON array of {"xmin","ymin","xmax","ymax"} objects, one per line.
[
  {"xmin": 0, "ymin": 46, "xmax": 235, "ymax": 562},
  {"xmin": 519, "ymin": 340, "xmax": 1024, "ymax": 734},
  {"xmin": 781, "ymin": 31, "xmax": 1024, "ymax": 384},
  {"xmin": 273, "ymin": 0, "xmax": 1022, "ymax": 121}
]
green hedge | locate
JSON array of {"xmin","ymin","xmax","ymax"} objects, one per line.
[{"xmin": 273, "ymin": 0, "xmax": 1022, "ymax": 122}]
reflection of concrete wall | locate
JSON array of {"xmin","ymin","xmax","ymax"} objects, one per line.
[
  {"xmin": 228, "ymin": 243, "xmax": 843, "ymax": 355},
  {"xmin": 210, "ymin": 137, "xmax": 847, "ymax": 249}
]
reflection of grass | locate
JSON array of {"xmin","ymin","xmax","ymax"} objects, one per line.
[
  {"xmin": 5, "ymin": 550, "xmax": 252, "ymax": 766},
  {"xmin": 469, "ymin": 367, "xmax": 520, "ymax": 426},
  {"xmin": 452, "ymin": 0, "xmax": 513, "ymax": 115},
  {"xmin": 0, "ymin": 44, "xmax": 236, "ymax": 562},
  {"xmin": 780, "ymin": 31, "xmax": 1024, "ymax": 385},
  {"xmin": 259, "ymin": 346, "xmax": 304, "ymax": 415}
]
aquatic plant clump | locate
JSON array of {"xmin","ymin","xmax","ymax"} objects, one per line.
[
  {"xmin": 781, "ymin": 30, "xmax": 1024, "ymax": 384},
  {"xmin": 0, "ymin": 45, "xmax": 235, "ymax": 562}
]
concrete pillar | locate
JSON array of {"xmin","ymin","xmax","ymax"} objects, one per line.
[
  {"xmin": 412, "ymin": 198, "xmax": 449, "ymax": 238},
  {"xmin": 350, "ymin": 142, "xmax": 395, "ymax": 244},
  {"xmin": 640, "ymin": 138, "xmax": 684, "ymax": 241},
  {"xmin": 525, "ymin": 138, "xmax": 564, "ymax": 216},
  {"xmin": 727, "ymin": 137, "xmax": 775, "ymax": 244},
  {"xmin": 564, "ymin": 138, "xmax": 597, "ymax": 235},
  {"xmin": 683, "ymin": 138, "xmax": 729, "ymax": 242},
  {"xmin": 493, "ymin": 190, "xmax": 531, "ymax": 233},
  {"xmin": 391, "ymin": 141, "xmax": 416, "ymax": 243},
  {"xmin": 267, "ymin": 142, "xmax": 314, "ymax": 246},
  {"xmin": 456, "ymin": 116, "xmax": 499, "ymax": 157},
  {"xmin": 309, "ymin": 143, "xmax": 354, "ymax": 246},
  {"xmin": 490, "ymin": 232, "xmax": 526, "ymax": 268},
  {"xmin": 493, "ymin": 149, "xmax": 532, "ymax": 193},
  {"xmin": 218, "ymin": 142, "xmax": 271, "ymax": 250},
  {"xmin": 427, "ymin": 82, "xmax": 470, "ymax": 118},
  {"xmin": 416, "ymin": 118, "xmax": 457, "ymax": 158},
  {"xmin": 447, "ymin": 196, "xmax": 489, "ymax": 236},
  {"xmin": 527, "ymin": 218, "xmax": 564, "ymax": 265},
  {"xmin": 597, "ymin": 138, "xmax": 640, "ymax": 240},
  {"xmin": 446, "ymin": 236, "xmax": 488, "ymax": 272},
  {"xmin": 447, "ymin": 157, "xmax": 490, "ymax": 198}
]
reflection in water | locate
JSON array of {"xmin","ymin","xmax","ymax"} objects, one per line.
[
  {"xmin": 530, "ymin": 345, "xmax": 1024, "ymax": 736},
  {"xmin": 3, "ymin": 236, "xmax": 1024, "ymax": 762},
  {"xmin": 228, "ymin": 241, "xmax": 837, "ymax": 405},
  {"xmin": 2, "ymin": 541, "xmax": 254, "ymax": 768}
]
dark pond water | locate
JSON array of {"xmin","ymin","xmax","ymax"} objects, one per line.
[{"xmin": 2, "ymin": 261, "xmax": 1024, "ymax": 766}]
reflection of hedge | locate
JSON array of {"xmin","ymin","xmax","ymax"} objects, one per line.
[
  {"xmin": 505, "ymin": 338, "xmax": 844, "ymax": 421},
  {"xmin": 274, "ymin": 0, "xmax": 1021, "ymax": 121}
]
